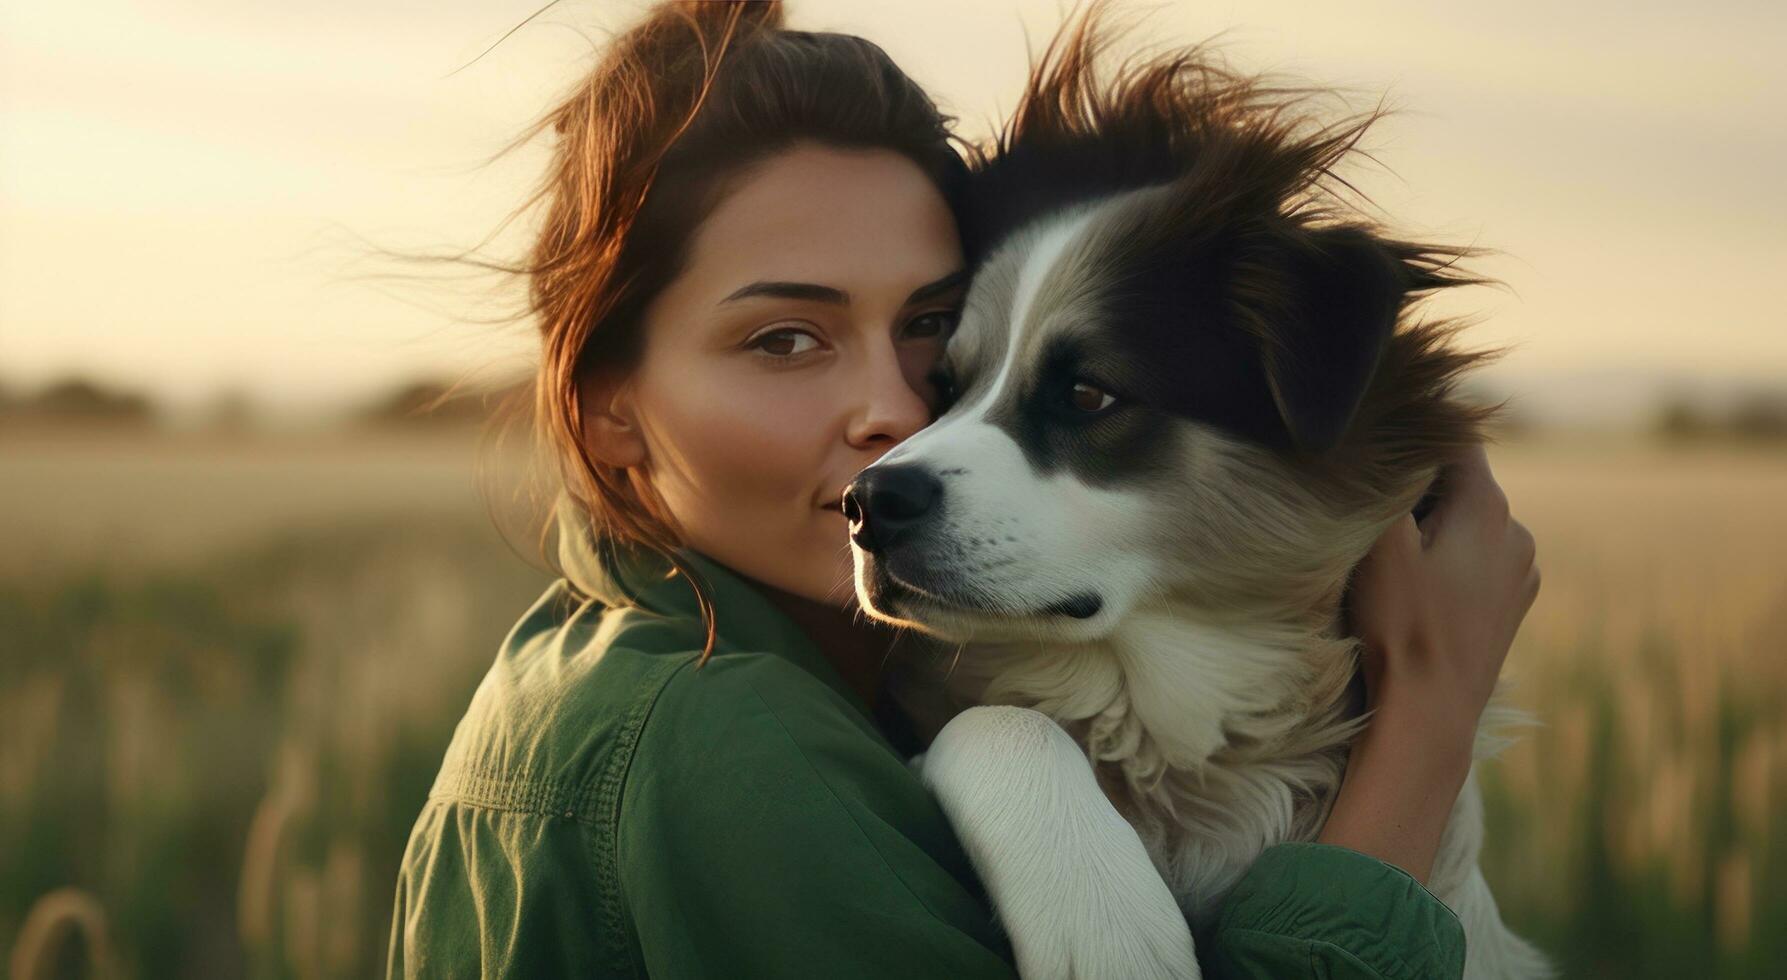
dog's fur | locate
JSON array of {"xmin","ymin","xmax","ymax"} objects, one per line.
[{"xmin": 845, "ymin": 7, "xmax": 1550, "ymax": 979}]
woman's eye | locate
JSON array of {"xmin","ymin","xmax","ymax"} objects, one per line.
[
  {"xmin": 904, "ymin": 310, "xmax": 959, "ymax": 340},
  {"xmin": 1068, "ymin": 380, "xmax": 1117, "ymax": 414},
  {"xmin": 749, "ymin": 327, "xmax": 820, "ymax": 358}
]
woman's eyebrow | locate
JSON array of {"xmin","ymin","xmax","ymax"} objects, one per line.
[
  {"xmin": 720, "ymin": 281, "xmax": 849, "ymax": 305},
  {"xmin": 905, "ymin": 269, "xmax": 968, "ymax": 306},
  {"xmin": 717, "ymin": 269, "xmax": 966, "ymax": 308}
]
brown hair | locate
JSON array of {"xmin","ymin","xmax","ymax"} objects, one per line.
[{"xmin": 486, "ymin": 1, "xmax": 969, "ymax": 665}]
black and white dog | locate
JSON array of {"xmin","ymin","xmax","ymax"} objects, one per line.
[{"xmin": 844, "ymin": 11, "xmax": 1549, "ymax": 980}]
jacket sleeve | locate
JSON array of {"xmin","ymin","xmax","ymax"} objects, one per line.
[
  {"xmin": 1199, "ymin": 842, "xmax": 1467, "ymax": 980},
  {"xmin": 386, "ymin": 798, "xmax": 615, "ymax": 979},
  {"xmin": 616, "ymin": 655, "xmax": 1019, "ymax": 979}
]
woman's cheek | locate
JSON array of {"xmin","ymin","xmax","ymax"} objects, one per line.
[{"xmin": 677, "ymin": 366, "xmax": 833, "ymax": 502}]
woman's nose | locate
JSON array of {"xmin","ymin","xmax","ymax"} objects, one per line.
[{"xmin": 844, "ymin": 338, "xmax": 931, "ymax": 449}]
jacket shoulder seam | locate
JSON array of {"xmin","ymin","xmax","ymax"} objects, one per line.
[{"xmin": 589, "ymin": 651, "xmax": 699, "ymax": 978}]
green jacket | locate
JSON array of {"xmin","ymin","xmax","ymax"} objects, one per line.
[{"xmin": 386, "ymin": 495, "xmax": 1466, "ymax": 979}]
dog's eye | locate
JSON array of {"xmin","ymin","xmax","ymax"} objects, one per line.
[{"xmin": 1068, "ymin": 380, "xmax": 1116, "ymax": 414}]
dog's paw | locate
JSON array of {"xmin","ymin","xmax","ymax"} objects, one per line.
[{"xmin": 923, "ymin": 706, "xmax": 1201, "ymax": 980}]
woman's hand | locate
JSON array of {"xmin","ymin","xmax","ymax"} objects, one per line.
[
  {"xmin": 1349, "ymin": 442, "xmax": 1541, "ymax": 737},
  {"xmin": 1317, "ymin": 443, "xmax": 1541, "ymax": 883}
]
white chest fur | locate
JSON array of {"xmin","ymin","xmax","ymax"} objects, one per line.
[{"xmin": 911, "ymin": 610, "xmax": 1550, "ymax": 978}]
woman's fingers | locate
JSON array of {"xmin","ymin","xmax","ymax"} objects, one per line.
[
  {"xmin": 1419, "ymin": 443, "xmax": 1508, "ymax": 548},
  {"xmin": 1516, "ymin": 518, "xmax": 1542, "ymax": 609},
  {"xmin": 1510, "ymin": 516, "xmax": 1537, "ymax": 568},
  {"xmin": 1368, "ymin": 513, "xmax": 1422, "ymax": 564}
]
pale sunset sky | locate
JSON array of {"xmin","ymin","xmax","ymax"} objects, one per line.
[{"xmin": 2, "ymin": 0, "xmax": 1782, "ymax": 426}]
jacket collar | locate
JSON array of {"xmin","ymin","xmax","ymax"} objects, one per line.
[{"xmin": 552, "ymin": 490, "xmax": 879, "ymax": 726}]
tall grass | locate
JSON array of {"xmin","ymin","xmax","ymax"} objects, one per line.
[
  {"xmin": 1480, "ymin": 438, "xmax": 1787, "ymax": 977},
  {"xmin": 0, "ymin": 506, "xmax": 548, "ymax": 978},
  {"xmin": 1, "ymin": 434, "xmax": 1781, "ymax": 977}
]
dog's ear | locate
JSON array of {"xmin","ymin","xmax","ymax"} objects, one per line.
[{"xmin": 1258, "ymin": 225, "xmax": 1406, "ymax": 454}]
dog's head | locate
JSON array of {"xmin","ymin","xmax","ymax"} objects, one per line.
[{"xmin": 847, "ymin": 11, "xmax": 1503, "ymax": 643}]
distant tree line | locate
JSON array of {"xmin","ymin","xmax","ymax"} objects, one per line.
[
  {"xmin": 0, "ymin": 375, "xmax": 526, "ymax": 432},
  {"xmin": 1654, "ymin": 389, "xmax": 1787, "ymax": 443},
  {"xmin": 352, "ymin": 378, "xmax": 526, "ymax": 430},
  {"xmin": 0, "ymin": 377, "xmax": 157, "ymax": 427}
]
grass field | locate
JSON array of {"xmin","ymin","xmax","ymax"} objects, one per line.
[{"xmin": 2, "ymin": 429, "xmax": 1782, "ymax": 978}]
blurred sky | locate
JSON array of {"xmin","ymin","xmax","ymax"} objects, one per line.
[{"xmin": 2, "ymin": 0, "xmax": 1783, "ymax": 426}]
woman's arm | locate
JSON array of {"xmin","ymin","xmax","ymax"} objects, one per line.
[
  {"xmin": 1199, "ymin": 443, "xmax": 1539, "ymax": 980},
  {"xmin": 1321, "ymin": 442, "xmax": 1540, "ymax": 882}
]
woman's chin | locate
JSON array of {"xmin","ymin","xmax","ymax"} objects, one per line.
[{"xmin": 760, "ymin": 531, "xmax": 854, "ymax": 612}]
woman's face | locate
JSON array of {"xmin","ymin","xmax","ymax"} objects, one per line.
[{"xmin": 602, "ymin": 143, "xmax": 964, "ymax": 607}]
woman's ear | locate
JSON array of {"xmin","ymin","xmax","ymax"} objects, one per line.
[{"xmin": 578, "ymin": 369, "xmax": 647, "ymax": 469}]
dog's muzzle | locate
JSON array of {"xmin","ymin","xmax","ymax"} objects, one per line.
[{"xmin": 841, "ymin": 464, "xmax": 940, "ymax": 554}]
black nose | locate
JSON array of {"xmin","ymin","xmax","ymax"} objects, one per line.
[{"xmin": 841, "ymin": 465, "xmax": 942, "ymax": 554}]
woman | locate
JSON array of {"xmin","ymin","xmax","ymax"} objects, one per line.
[{"xmin": 385, "ymin": 4, "xmax": 1540, "ymax": 978}]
